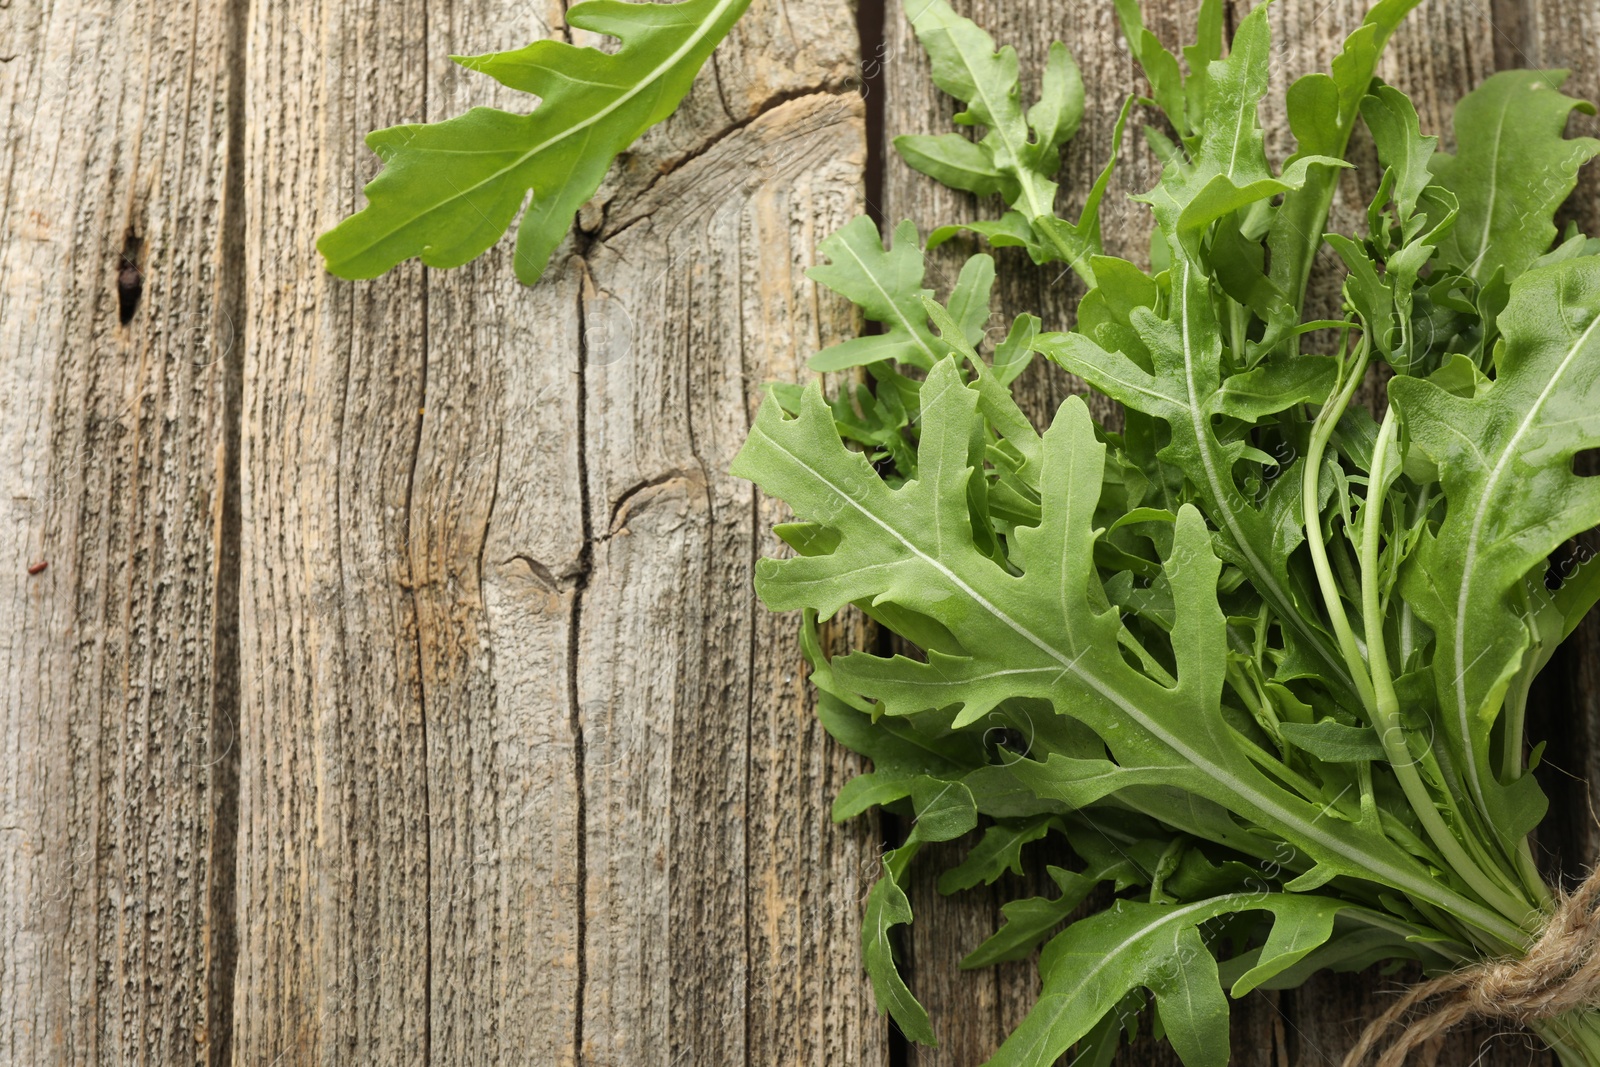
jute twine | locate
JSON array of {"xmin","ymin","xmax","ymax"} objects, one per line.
[{"xmin": 1341, "ymin": 866, "xmax": 1600, "ymax": 1067}]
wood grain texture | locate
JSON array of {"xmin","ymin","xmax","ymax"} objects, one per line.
[
  {"xmin": 237, "ymin": 0, "xmax": 881, "ymax": 1064},
  {"xmin": 417, "ymin": 5, "xmax": 585, "ymax": 1065},
  {"xmin": 5, "ymin": 0, "xmax": 1600, "ymax": 1064},
  {"xmin": 0, "ymin": 0, "xmax": 242, "ymax": 1063},
  {"xmin": 237, "ymin": 0, "xmax": 434, "ymax": 1059},
  {"xmin": 575, "ymin": 88, "xmax": 880, "ymax": 1066}
]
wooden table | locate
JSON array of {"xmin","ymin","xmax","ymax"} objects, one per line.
[{"xmin": 3, "ymin": 0, "xmax": 1598, "ymax": 1063}]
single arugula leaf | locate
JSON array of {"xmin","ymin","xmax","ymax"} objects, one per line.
[
  {"xmin": 991, "ymin": 313, "xmax": 1042, "ymax": 386},
  {"xmin": 899, "ymin": 0, "xmax": 1067, "ymax": 222},
  {"xmin": 987, "ymin": 894, "xmax": 1347, "ymax": 1067},
  {"xmin": 1278, "ymin": 720, "xmax": 1387, "ymax": 763},
  {"xmin": 1137, "ymin": 6, "xmax": 1345, "ymax": 244},
  {"xmin": 1227, "ymin": 917, "xmax": 1451, "ymax": 992},
  {"xmin": 861, "ymin": 768, "xmax": 1070, "ymax": 1044},
  {"xmin": 961, "ymin": 861, "xmax": 1127, "ymax": 968},
  {"xmin": 895, "ymin": 133, "xmax": 1012, "ymax": 198},
  {"xmin": 1266, "ymin": 0, "xmax": 1421, "ymax": 338},
  {"xmin": 1111, "ymin": 0, "xmax": 1190, "ymax": 136},
  {"xmin": 318, "ymin": 0, "xmax": 750, "ymax": 285},
  {"xmin": 939, "ymin": 816, "xmax": 1058, "ymax": 894},
  {"xmin": 1030, "ymin": 42, "xmax": 1088, "ymax": 166},
  {"xmin": 807, "ymin": 217, "xmax": 996, "ymax": 372},
  {"xmin": 1431, "ymin": 70, "xmax": 1600, "ymax": 285},
  {"xmin": 1361, "ymin": 83, "xmax": 1438, "ymax": 227},
  {"xmin": 1026, "ymin": 98, "xmax": 1135, "ymax": 284},
  {"xmin": 898, "ymin": 0, "xmax": 1124, "ymax": 283},
  {"xmin": 862, "ymin": 843, "xmax": 934, "ymax": 1045},
  {"xmin": 1390, "ymin": 257, "xmax": 1600, "ymax": 840}
]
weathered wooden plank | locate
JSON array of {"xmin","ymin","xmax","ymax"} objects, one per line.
[
  {"xmin": 753, "ymin": 609, "xmax": 891, "ymax": 1067},
  {"xmin": 0, "ymin": 0, "xmax": 241, "ymax": 1062},
  {"xmin": 241, "ymin": 1, "xmax": 879, "ymax": 1065},
  {"xmin": 236, "ymin": 0, "xmax": 433, "ymax": 1062},
  {"xmin": 901, "ymin": 837, "xmax": 1013, "ymax": 1064},
  {"xmin": 12, "ymin": 0, "xmax": 1595, "ymax": 1064},
  {"xmin": 575, "ymin": 84, "xmax": 884, "ymax": 1064},
  {"xmin": 414, "ymin": 5, "xmax": 586, "ymax": 1065}
]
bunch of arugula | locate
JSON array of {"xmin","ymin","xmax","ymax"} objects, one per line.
[
  {"xmin": 318, "ymin": 0, "xmax": 1600, "ymax": 1060},
  {"xmin": 734, "ymin": 1, "xmax": 1600, "ymax": 1063}
]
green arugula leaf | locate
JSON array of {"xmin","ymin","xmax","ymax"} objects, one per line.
[
  {"xmin": 988, "ymin": 894, "xmax": 1347, "ymax": 1067},
  {"xmin": 1431, "ymin": 70, "xmax": 1600, "ymax": 286},
  {"xmin": 1111, "ymin": 0, "xmax": 1189, "ymax": 136},
  {"xmin": 894, "ymin": 133, "xmax": 1012, "ymax": 198},
  {"xmin": 961, "ymin": 861, "xmax": 1128, "ymax": 968},
  {"xmin": 899, "ymin": 0, "xmax": 1063, "ymax": 222},
  {"xmin": 1390, "ymin": 257, "xmax": 1600, "ymax": 841},
  {"xmin": 862, "ymin": 844, "xmax": 935, "ymax": 1045},
  {"xmin": 1267, "ymin": 0, "xmax": 1422, "ymax": 335},
  {"xmin": 897, "ymin": 0, "xmax": 1123, "ymax": 283},
  {"xmin": 806, "ymin": 217, "xmax": 997, "ymax": 372},
  {"xmin": 1361, "ymin": 83, "xmax": 1439, "ymax": 226},
  {"xmin": 318, "ymin": 0, "xmax": 750, "ymax": 285},
  {"xmin": 1277, "ymin": 720, "xmax": 1387, "ymax": 763},
  {"xmin": 938, "ymin": 816, "xmax": 1058, "ymax": 894}
]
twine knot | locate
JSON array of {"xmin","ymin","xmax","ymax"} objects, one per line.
[{"xmin": 1342, "ymin": 866, "xmax": 1600, "ymax": 1067}]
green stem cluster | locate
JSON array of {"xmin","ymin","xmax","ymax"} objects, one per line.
[{"xmin": 1300, "ymin": 336, "xmax": 1543, "ymax": 950}]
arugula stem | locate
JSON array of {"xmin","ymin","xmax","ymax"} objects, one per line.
[
  {"xmin": 1275, "ymin": 180, "xmax": 1342, "ymax": 358},
  {"xmin": 1224, "ymin": 659, "xmax": 1264, "ymax": 717},
  {"xmin": 1503, "ymin": 667, "xmax": 1535, "ymax": 784},
  {"xmin": 1395, "ymin": 485, "xmax": 1431, "ymax": 666},
  {"xmin": 1370, "ymin": 409, "xmax": 1553, "ymax": 915},
  {"xmin": 1537, "ymin": 1012, "xmax": 1600, "ymax": 1066},
  {"xmin": 1519, "ymin": 838, "xmax": 1556, "ymax": 909},
  {"xmin": 1302, "ymin": 336, "xmax": 1379, "ymax": 711},
  {"xmin": 1308, "ymin": 347, "xmax": 1534, "ymax": 928},
  {"xmin": 1239, "ymin": 747, "xmax": 1328, "ymax": 806},
  {"xmin": 1329, "ymin": 535, "xmax": 1367, "ymax": 634},
  {"xmin": 1228, "ymin": 298, "xmax": 1247, "ymax": 370}
]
